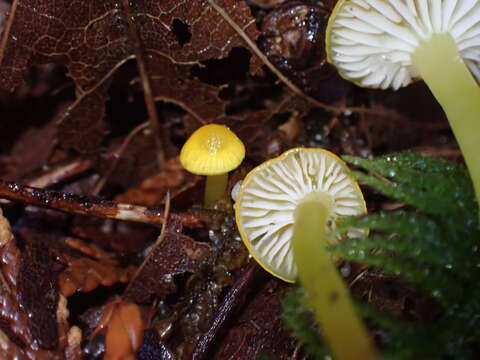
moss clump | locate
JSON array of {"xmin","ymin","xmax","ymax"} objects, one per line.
[{"xmin": 284, "ymin": 152, "xmax": 480, "ymax": 359}]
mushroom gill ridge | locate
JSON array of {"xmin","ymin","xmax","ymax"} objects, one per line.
[
  {"xmin": 237, "ymin": 149, "xmax": 365, "ymax": 280},
  {"xmin": 328, "ymin": 0, "xmax": 480, "ymax": 89}
]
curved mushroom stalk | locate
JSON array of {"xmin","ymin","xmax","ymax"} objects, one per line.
[
  {"xmin": 412, "ymin": 34, "xmax": 480, "ymax": 212},
  {"xmin": 293, "ymin": 200, "xmax": 377, "ymax": 360},
  {"xmin": 326, "ymin": 0, "xmax": 480, "ymax": 217}
]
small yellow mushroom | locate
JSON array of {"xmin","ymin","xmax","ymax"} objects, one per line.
[
  {"xmin": 180, "ymin": 124, "xmax": 245, "ymax": 206},
  {"xmin": 235, "ymin": 147, "xmax": 376, "ymax": 360}
]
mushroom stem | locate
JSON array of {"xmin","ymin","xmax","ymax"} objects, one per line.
[
  {"xmin": 204, "ymin": 174, "xmax": 228, "ymax": 206},
  {"xmin": 292, "ymin": 200, "xmax": 377, "ymax": 360},
  {"xmin": 412, "ymin": 34, "xmax": 480, "ymax": 218}
]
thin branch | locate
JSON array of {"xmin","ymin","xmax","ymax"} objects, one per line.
[
  {"xmin": 122, "ymin": 0, "xmax": 165, "ymax": 169},
  {"xmin": 0, "ymin": 179, "xmax": 204, "ymax": 227},
  {"xmin": 92, "ymin": 122, "xmax": 149, "ymax": 196},
  {"xmin": 206, "ymin": 0, "xmax": 342, "ymax": 112},
  {"xmin": 206, "ymin": 0, "xmax": 398, "ymax": 118},
  {"xmin": 192, "ymin": 260, "xmax": 259, "ymax": 360},
  {"xmin": 27, "ymin": 159, "xmax": 93, "ymax": 189},
  {"xmin": 123, "ymin": 192, "xmax": 170, "ymax": 297}
]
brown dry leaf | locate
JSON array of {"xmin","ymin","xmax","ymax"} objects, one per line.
[
  {"xmin": 65, "ymin": 237, "xmax": 119, "ymax": 264},
  {"xmin": 104, "ymin": 301, "xmax": 144, "ymax": 360},
  {"xmin": 0, "ymin": 209, "xmax": 68, "ymax": 359},
  {"xmin": 0, "ymin": 105, "xmax": 58, "ymax": 181},
  {"xmin": 15, "ymin": 224, "xmax": 66, "ymax": 350},
  {"xmin": 59, "ymin": 256, "xmax": 136, "ymax": 297},
  {"xmin": 116, "ymin": 156, "xmax": 201, "ymax": 207},
  {"xmin": 0, "ymin": 0, "xmax": 260, "ymax": 152},
  {"xmin": 59, "ymin": 237, "xmax": 136, "ymax": 296},
  {"xmin": 212, "ymin": 278, "xmax": 297, "ymax": 360},
  {"xmin": 86, "ymin": 299, "xmax": 145, "ymax": 360},
  {"xmin": 124, "ymin": 230, "xmax": 212, "ymax": 304}
]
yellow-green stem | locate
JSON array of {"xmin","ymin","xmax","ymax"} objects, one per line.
[
  {"xmin": 204, "ymin": 174, "xmax": 228, "ymax": 206},
  {"xmin": 292, "ymin": 200, "xmax": 377, "ymax": 360},
  {"xmin": 412, "ymin": 34, "xmax": 480, "ymax": 219}
]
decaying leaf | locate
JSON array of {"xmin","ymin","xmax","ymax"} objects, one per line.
[
  {"xmin": 85, "ymin": 299, "xmax": 145, "ymax": 360},
  {"xmin": 16, "ymin": 229, "xmax": 62, "ymax": 349},
  {"xmin": 124, "ymin": 229, "xmax": 212, "ymax": 304},
  {"xmin": 104, "ymin": 301, "xmax": 144, "ymax": 360},
  {"xmin": 116, "ymin": 156, "xmax": 201, "ymax": 207},
  {"xmin": 58, "ymin": 237, "xmax": 136, "ymax": 297},
  {"xmin": 0, "ymin": 209, "xmax": 68, "ymax": 359},
  {"xmin": 0, "ymin": 0, "xmax": 260, "ymax": 152},
  {"xmin": 212, "ymin": 278, "xmax": 297, "ymax": 359}
]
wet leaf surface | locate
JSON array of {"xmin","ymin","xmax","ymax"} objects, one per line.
[
  {"xmin": 212, "ymin": 277, "xmax": 297, "ymax": 359},
  {"xmin": 123, "ymin": 229, "xmax": 212, "ymax": 304},
  {"xmin": 0, "ymin": 0, "xmax": 260, "ymax": 153}
]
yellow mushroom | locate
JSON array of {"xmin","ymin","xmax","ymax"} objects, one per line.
[
  {"xmin": 235, "ymin": 147, "xmax": 376, "ymax": 360},
  {"xmin": 180, "ymin": 124, "xmax": 245, "ymax": 206}
]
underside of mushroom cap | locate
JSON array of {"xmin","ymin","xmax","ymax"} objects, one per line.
[
  {"xmin": 326, "ymin": 0, "xmax": 480, "ymax": 90},
  {"xmin": 234, "ymin": 148, "xmax": 366, "ymax": 282}
]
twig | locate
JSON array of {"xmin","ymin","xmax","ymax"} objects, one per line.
[
  {"xmin": 0, "ymin": 179, "xmax": 204, "ymax": 227},
  {"xmin": 122, "ymin": 0, "xmax": 165, "ymax": 169},
  {"xmin": 192, "ymin": 260, "xmax": 259, "ymax": 360},
  {"xmin": 123, "ymin": 192, "xmax": 171, "ymax": 297},
  {"xmin": 205, "ymin": 0, "xmax": 342, "ymax": 111},
  {"xmin": 27, "ymin": 158, "xmax": 93, "ymax": 189},
  {"xmin": 92, "ymin": 122, "xmax": 150, "ymax": 196}
]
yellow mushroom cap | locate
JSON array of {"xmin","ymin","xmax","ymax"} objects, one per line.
[
  {"xmin": 235, "ymin": 148, "xmax": 366, "ymax": 282},
  {"xmin": 180, "ymin": 124, "xmax": 246, "ymax": 176}
]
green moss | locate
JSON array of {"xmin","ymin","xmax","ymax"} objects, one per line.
[{"xmin": 284, "ymin": 152, "xmax": 480, "ymax": 359}]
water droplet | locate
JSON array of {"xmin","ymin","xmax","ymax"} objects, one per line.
[
  {"xmin": 340, "ymin": 262, "xmax": 351, "ymax": 277},
  {"xmin": 10, "ymin": 184, "xmax": 20, "ymax": 192}
]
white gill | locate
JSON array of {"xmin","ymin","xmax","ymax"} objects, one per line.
[
  {"xmin": 236, "ymin": 149, "xmax": 365, "ymax": 280},
  {"xmin": 329, "ymin": 0, "xmax": 480, "ymax": 89}
]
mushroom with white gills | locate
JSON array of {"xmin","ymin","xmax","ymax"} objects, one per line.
[
  {"xmin": 326, "ymin": 0, "xmax": 480, "ymax": 217},
  {"xmin": 180, "ymin": 124, "xmax": 245, "ymax": 206},
  {"xmin": 235, "ymin": 148, "xmax": 377, "ymax": 360}
]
